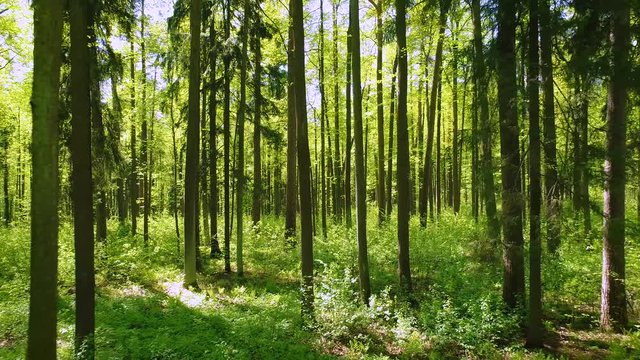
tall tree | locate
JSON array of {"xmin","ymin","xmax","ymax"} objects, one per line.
[
  {"xmin": 236, "ymin": 0, "xmax": 251, "ymax": 276},
  {"xmin": 141, "ymin": 0, "xmax": 150, "ymax": 246},
  {"xmin": 351, "ymin": 0, "xmax": 371, "ymax": 303},
  {"xmin": 386, "ymin": 55, "xmax": 398, "ymax": 216},
  {"xmin": 27, "ymin": 0, "xmax": 63, "ymax": 357},
  {"xmin": 70, "ymin": 0, "xmax": 95, "ymax": 353},
  {"xmin": 600, "ymin": 0, "xmax": 630, "ymax": 332},
  {"xmin": 420, "ymin": 0, "xmax": 450, "ymax": 226},
  {"xmin": 526, "ymin": 0, "xmax": 543, "ymax": 346},
  {"xmin": 291, "ymin": 0, "xmax": 314, "ymax": 320},
  {"xmin": 252, "ymin": 6, "xmax": 262, "ymax": 226},
  {"xmin": 344, "ymin": 21, "xmax": 353, "ymax": 228},
  {"xmin": 184, "ymin": 0, "xmax": 201, "ymax": 287},
  {"xmin": 129, "ymin": 6, "xmax": 139, "ymax": 236},
  {"xmin": 471, "ymin": 0, "xmax": 500, "ymax": 244},
  {"xmin": 496, "ymin": 0, "xmax": 524, "ymax": 308},
  {"xmin": 223, "ymin": 0, "xmax": 232, "ymax": 271},
  {"xmin": 209, "ymin": 6, "xmax": 221, "ymax": 257},
  {"xmin": 371, "ymin": 0, "xmax": 385, "ymax": 224},
  {"xmin": 396, "ymin": 0, "xmax": 411, "ymax": 291},
  {"xmin": 540, "ymin": 0, "xmax": 560, "ymax": 253},
  {"xmin": 285, "ymin": 5, "xmax": 297, "ymax": 240},
  {"xmin": 319, "ymin": 0, "xmax": 327, "ymax": 236},
  {"xmin": 332, "ymin": 0, "xmax": 342, "ymax": 220}
]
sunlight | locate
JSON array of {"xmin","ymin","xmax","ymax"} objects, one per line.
[{"xmin": 162, "ymin": 280, "xmax": 207, "ymax": 309}]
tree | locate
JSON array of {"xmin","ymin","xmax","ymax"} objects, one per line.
[
  {"xmin": 209, "ymin": 5, "xmax": 221, "ymax": 257},
  {"xmin": 344, "ymin": 21, "xmax": 353, "ymax": 228},
  {"xmin": 386, "ymin": 55, "xmax": 397, "ymax": 216},
  {"xmin": 540, "ymin": 0, "xmax": 560, "ymax": 253},
  {"xmin": 526, "ymin": 0, "xmax": 543, "ymax": 347},
  {"xmin": 291, "ymin": 0, "xmax": 314, "ymax": 320},
  {"xmin": 396, "ymin": 0, "xmax": 411, "ymax": 291},
  {"xmin": 351, "ymin": 0, "xmax": 371, "ymax": 303},
  {"xmin": 141, "ymin": 0, "xmax": 150, "ymax": 247},
  {"xmin": 236, "ymin": 0, "xmax": 251, "ymax": 276},
  {"xmin": 600, "ymin": 0, "xmax": 630, "ymax": 333},
  {"xmin": 496, "ymin": 0, "xmax": 524, "ymax": 309},
  {"xmin": 319, "ymin": 0, "xmax": 327, "ymax": 236},
  {"xmin": 471, "ymin": 0, "xmax": 500, "ymax": 246},
  {"xmin": 129, "ymin": 1, "xmax": 138, "ymax": 236},
  {"xmin": 370, "ymin": 0, "xmax": 385, "ymax": 224},
  {"xmin": 70, "ymin": 0, "xmax": 95, "ymax": 354},
  {"xmin": 252, "ymin": 5, "xmax": 262, "ymax": 226},
  {"xmin": 332, "ymin": 0, "xmax": 342, "ymax": 221},
  {"xmin": 223, "ymin": 0, "xmax": 232, "ymax": 271},
  {"xmin": 27, "ymin": 0, "xmax": 63, "ymax": 357},
  {"xmin": 285, "ymin": 11, "xmax": 297, "ymax": 240},
  {"xmin": 184, "ymin": 0, "xmax": 201, "ymax": 287}
]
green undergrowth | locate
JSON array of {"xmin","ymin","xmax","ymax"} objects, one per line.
[{"xmin": 1, "ymin": 204, "xmax": 640, "ymax": 359}]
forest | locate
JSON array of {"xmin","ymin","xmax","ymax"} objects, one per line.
[{"xmin": 1, "ymin": 0, "xmax": 640, "ymax": 358}]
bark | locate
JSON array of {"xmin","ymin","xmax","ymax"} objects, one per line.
[
  {"xmin": 374, "ymin": 2, "xmax": 385, "ymax": 224},
  {"xmin": 209, "ymin": 8, "xmax": 221, "ymax": 257},
  {"xmin": 471, "ymin": 0, "xmax": 500, "ymax": 243},
  {"xmin": 540, "ymin": 0, "xmax": 560, "ymax": 253},
  {"xmin": 291, "ymin": 0, "xmax": 314, "ymax": 321},
  {"xmin": 70, "ymin": 0, "xmax": 95, "ymax": 353},
  {"xmin": 129, "ymin": 24, "xmax": 138, "ymax": 236},
  {"xmin": 497, "ymin": 0, "xmax": 525, "ymax": 308},
  {"xmin": 141, "ymin": 0, "xmax": 150, "ymax": 247},
  {"xmin": 526, "ymin": 0, "xmax": 543, "ymax": 346},
  {"xmin": 344, "ymin": 22, "xmax": 353, "ymax": 228},
  {"xmin": 396, "ymin": 0, "xmax": 412, "ymax": 291},
  {"xmin": 236, "ymin": 0, "xmax": 251, "ymax": 276},
  {"xmin": 351, "ymin": 0, "xmax": 371, "ymax": 303},
  {"xmin": 451, "ymin": 39, "xmax": 460, "ymax": 214},
  {"xmin": 184, "ymin": 0, "xmax": 201, "ymax": 287},
  {"xmin": 319, "ymin": 0, "xmax": 327, "ymax": 236},
  {"xmin": 223, "ymin": 0, "xmax": 232, "ymax": 271},
  {"xmin": 252, "ymin": 9, "xmax": 262, "ymax": 225},
  {"xmin": 386, "ymin": 56, "xmax": 398, "ymax": 216},
  {"xmin": 27, "ymin": 0, "xmax": 63, "ymax": 357},
  {"xmin": 285, "ymin": 13, "xmax": 297, "ymax": 239},
  {"xmin": 332, "ymin": 1, "xmax": 342, "ymax": 220},
  {"xmin": 600, "ymin": 0, "xmax": 629, "ymax": 332}
]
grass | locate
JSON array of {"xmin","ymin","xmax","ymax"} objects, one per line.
[{"xmin": 1, "ymin": 203, "xmax": 639, "ymax": 359}]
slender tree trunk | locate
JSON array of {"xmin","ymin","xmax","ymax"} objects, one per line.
[
  {"xmin": 236, "ymin": 0, "xmax": 251, "ymax": 276},
  {"xmin": 526, "ymin": 0, "xmax": 543, "ymax": 346},
  {"xmin": 184, "ymin": 0, "xmax": 201, "ymax": 287},
  {"xmin": 497, "ymin": 0, "xmax": 525, "ymax": 308},
  {"xmin": 129, "ymin": 23, "xmax": 138, "ymax": 236},
  {"xmin": 332, "ymin": 1, "xmax": 342, "ymax": 221},
  {"xmin": 386, "ymin": 56, "xmax": 398, "ymax": 216},
  {"xmin": 111, "ymin": 73, "xmax": 127, "ymax": 225},
  {"xmin": 451, "ymin": 39, "xmax": 460, "ymax": 214},
  {"xmin": 291, "ymin": 0, "xmax": 314, "ymax": 321},
  {"xmin": 600, "ymin": 0, "xmax": 629, "ymax": 332},
  {"xmin": 351, "ymin": 0, "xmax": 371, "ymax": 303},
  {"xmin": 70, "ymin": 0, "xmax": 95, "ymax": 353},
  {"xmin": 471, "ymin": 83, "xmax": 479, "ymax": 221},
  {"xmin": 420, "ymin": 1, "xmax": 449, "ymax": 226},
  {"xmin": 27, "ymin": 0, "xmax": 63, "ymax": 356},
  {"xmin": 374, "ymin": 2, "xmax": 385, "ymax": 224},
  {"xmin": 252, "ymin": 10, "xmax": 262, "ymax": 226},
  {"xmin": 436, "ymin": 81, "xmax": 442, "ymax": 215},
  {"xmin": 3, "ymin": 139, "xmax": 9, "ymax": 226},
  {"xmin": 223, "ymin": 0, "xmax": 232, "ymax": 271},
  {"xmin": 169, "ymin": 68, "xmax": 181, "ymax": 243},
  {"xmin": 141, "ymin": 0, "xmax": 150, "ymax": 247},
  {"xmin": 396, "ymin": 0, "xmax": 411, "ymax": 291},
  {"xmin": 285, "ymin": 15, "xmax": 297, "ymax": 240},
  {"xmin": 472, "ymin": 0, "xmax": 500, "ymax": 243},
  {"xmin": 579, "ymin": 82, "xmax": 591, "ymax": 231},
  {"xmin": 540, "ymin": 0, "xmax": 560, "ymax": 253},
  {"xmin": 319, "ymin": 0, "xmax": 327, "ymax": 236},
  {"xmin": 344, "ymin": 23, "xmax": 353, "ymax": 228},
  {"xmin": 209, "ymin": 8, "xmax": 221, "ymax": 257}
]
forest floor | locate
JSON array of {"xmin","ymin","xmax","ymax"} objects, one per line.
[{"xmin": 1, "ymin": 208, "xmax": 640, "ymax": 359}]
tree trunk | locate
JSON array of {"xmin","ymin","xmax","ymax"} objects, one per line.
[
  {"xmin": 209, "ymin": 8, "xmax": 221, "ymax": 257},
  {"xmin": 319, "ymin": 0, "xmax": 327, "ymax": 236},
  {"xmin": 141, "ymin": 0, "xmax": 150, "ymax": 247},
  {"xmin": 285, "ymin": 15, "xmax": 297, "ymax": 240},
  {"xmin": 396, "ymin": 0, "xmax": 412, "ymax": 291},
  {"xmin": 451, "ymin": 37, "xmax": 460, "ymax": 214},
  {"xmin": 344, "ymin": 22, "xmax": 353, "ymax": 228},
  {"xmin": 540, "ymin": 0, "xmax": 560, "ymax": 253},
  {"xmin": 351, "ymin": 0, "xmax": 371, "ymax": 303},
  {"xmin": 223, "ymin": 0, "xmax": 232, "ymax": 271},
  {"xmin": 291, "ymin": 0, "xmax": 314, "ymax": 321},
  {"xmin": 386, "ymin": 56, "xmax": 398, "ymax": 216},
  {"xmin": 27, "ymin": 0, "xmax": 63, "ymax": 356},
  {"xmin": 497, "ymin": 0, "xmax": 525, "ymax": 309},
  {"xmin": 374, "ymin": 2, "xmax": 385, "ymax": 225},
  {"xmin": 184, "ymin": 0, "xmax": 201, "ymax": 287},
  {"xmin": 526, "ymin": 0, "xmax": 543, "ymax": 346},
  {"xmin": 129, "ymin": 24, "xmax": 138, "ymax": 236},
  {"xmin": 332, "ymin": 1, "xmax": 342, "ymax": 221},
  {"xmin": 472, "ymin": 0, "xmax": 500, "ymax": 243},
  {"xmin": 70, "ymin": 0, "xmax": 95, "ymax": 352},
  {"xmin": 252, "ymin": 10, "xmax": 262, "ymax": 226},
  {"xmin": 236, "ymin": 0, "xmax": 251, "ymax": 277},
  {"xmin": 600, "ymin": 0, "xmax": 629, "ymax": 332}
]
